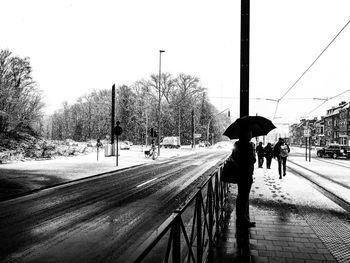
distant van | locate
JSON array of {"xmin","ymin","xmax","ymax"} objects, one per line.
[{"xmin": 161, "ymin": 136, "xmax": 181, "ymax": 149}]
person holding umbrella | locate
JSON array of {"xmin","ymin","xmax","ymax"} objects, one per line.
[{"xmin": 224, "ymin": 116, "xmax": 276, "ymax": 228}]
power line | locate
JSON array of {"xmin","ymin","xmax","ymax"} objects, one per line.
[
  {"xmin": 273, "ymin": 18, "xmax": 350, "ymax": 118},
  {"xmin": 303, "ymin": 89, "xmax": 350, "ymax": 118}
]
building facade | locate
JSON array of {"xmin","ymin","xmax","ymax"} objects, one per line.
[
  {"xmin": 289, "ymin": 101, "xmax": 350, "ymax": 146},
  {"xmin": 338, "ymin": 102, "xmax": 350, "ymax": 145}
]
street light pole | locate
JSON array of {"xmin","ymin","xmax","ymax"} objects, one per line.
[
  {"xmin": 158, "ymin": 50, "xmax": 165, "ymax": 156},
  {"xmin": 240, "ymin": 0, "xmax": 250, "ymax": 117}
]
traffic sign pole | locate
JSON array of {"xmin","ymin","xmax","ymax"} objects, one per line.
[
  {"xmin": 309, "ymin": 137, "xmax": 311, "ymax": 162},
  {"xmin": 116, "ymin": 135, "xmax": 119, "ymax": 166},
  {"xmin": 304, "ymin": 129, "xmax": 311, "ymax": 161},
  {"xmin": 114, "ymin": 121, "xmax": 123, "ymax": 167},
  {"xmin": 305, "ymin": 137, "xmax": 308, "ymax": 161}
]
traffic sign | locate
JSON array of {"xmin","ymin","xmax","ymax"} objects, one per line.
[
  {"xmin": 194, "ymin": 133, "xmax": 201, "ymax": 138},
  {"xmin": 303, "ymin": 129, "xmax": 311, "ymax": 137},
  {"xmin": 114, "ymin": 126, "xmax": 123, "ymax": 136}
]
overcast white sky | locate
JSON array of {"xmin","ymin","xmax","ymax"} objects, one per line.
[{"xmin": 1, "ymin": 0, "xmax": 350, "ymax": 126}]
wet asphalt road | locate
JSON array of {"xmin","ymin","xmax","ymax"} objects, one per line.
[{"xmin": 0, "ymin": 150, "xmax": 228, "ymax": 263}]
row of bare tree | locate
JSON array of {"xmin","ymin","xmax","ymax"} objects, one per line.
[{"xmin": 47, "ymin": 73, "xmax": 231, "ymax": 145}]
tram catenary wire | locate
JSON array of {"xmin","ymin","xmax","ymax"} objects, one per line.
[
  {"xmin": 273, "ymin": 18, "xmax": 350, "ymax": 119},
  {"xmin": 302, "ymin": 89, "xmax": 350, "ymax": 118}
]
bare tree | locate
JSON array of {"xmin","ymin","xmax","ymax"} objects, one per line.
[{"xmin": 0, "ymin": 49, "xmax": 44, "ymax": 134}]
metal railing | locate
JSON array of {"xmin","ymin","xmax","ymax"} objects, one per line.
[{"xmin": 120, "ymin": 159, "xmax": 229, "ymax": 263}]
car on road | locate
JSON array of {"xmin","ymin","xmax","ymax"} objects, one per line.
[
  {"xmin": 316, "ymin": 144, "xmax": 350, "ymax": 159},
  {"xmin": 161, "ymin": 136, "xmax": 181, "ymax": 149}
]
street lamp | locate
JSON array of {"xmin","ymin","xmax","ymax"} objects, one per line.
[
  {"xmin": 207, "ymin": 108, "xmax": 230, "ymax": 144},
  {"xmin": 158, "ymin": 50, "xmax": 165, "ymax": 156}
]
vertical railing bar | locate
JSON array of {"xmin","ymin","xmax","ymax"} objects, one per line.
[
  {"xmin": 215, "ymin": 172, "xmax": 220, "ymax": 232},
  {"xmin": 200, "ymin": 193, "xmax": 210, "ymax": 233},
  {"xmin": 212, "ymin": 175, "xmax": 217, "ymax": 231},
  {"xmin": 190, "ymin": 202, "xmax": 197, "ymax": 246},
  {"xmin": 219, "ymin": 170, "xmax": 226, "ymax": 227},
  {"xmin": 164, "ymin": 223, "xmax": 174, "ymax": 263},
  {"xmin": 199, "ymin": 188, "xmax": 210, "ymax": 262},
  {"xmin": 172, "ymin": 215, "xmax": 181, "ymax": 263},
  {"xmin": 179, "ymin": 218, "xmax": 197, "ymax": 263},
  {"xmin": 202, "ymin": 183, "xmax": 210, "ymax": 249},
  {"xmin": 196, "ymin": 193, "xmax": 202, "ymax": 263},
  {"xmin": 220, "ymin": 174, "xmax": 226, "ymax": 220},
  {"xmin": 208, "ymin": 178, "xmax": 214, "ymax": 261}
]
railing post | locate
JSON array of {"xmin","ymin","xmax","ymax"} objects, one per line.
[
  {"xmin": 196, "ymin": 192, "xmax": 202, "ymax": 263},
  {"xmin": 219, "ymin": 167, "xmax": 225, "ymax": 219},
  {"xmin": 172, "ymin": 214, "xmax": 181, "ymax": 263},
  {"xmin": 214, "ymin": 172, "xmax": 220, "ymax": 232},
  {"xmin": 208, "ymin": 178, "xmax": 214, "ymax": 261}
]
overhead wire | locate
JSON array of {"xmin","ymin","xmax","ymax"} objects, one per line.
[
  {"xmin": 272, "ymin": 18, "xmax": 350, "ymax": 119},
  {"xmin": 302, "ymin": 89, "xmax": 350, "ymax": 118}
]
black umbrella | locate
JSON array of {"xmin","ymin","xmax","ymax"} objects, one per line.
[{"xmin": 223, "ymin": 115, "xmax": 276, "ymax": 139}]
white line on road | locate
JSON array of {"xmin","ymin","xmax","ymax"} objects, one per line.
[{"xmin": 136, "ymin": 178, "xmax": 157, "ymax": 188}]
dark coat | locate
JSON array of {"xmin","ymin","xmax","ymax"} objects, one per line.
[
  {"xmin": 256, "ymin": 144, "xmax": 265, "ymax": 157},
  {"xmin": 232, "ymin": 140, "xmax": 256, "ymax": 180},
  {"xmin": 264, "ymin": 144, "xmax": 273, "ymax": 158}
]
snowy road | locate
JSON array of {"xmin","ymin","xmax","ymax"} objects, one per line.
[{"xmin": 0, "ymin": 150, "xmax": 228, "ymax": 263}]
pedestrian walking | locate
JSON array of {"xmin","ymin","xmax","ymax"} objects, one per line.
[
  {"xmin": 96, "ymin": 138, "xmax": 103, "ymax": 161},
  {"xmin": 273, "ymin": 138, "xmax": 290, "ymax": 179},
  {"xmin": 264, "ymin": 142, "xmax": 273, "ymax": 169},
  {"xmin": 256, "ymin": 142, "xmax": 265, "ymax": 168},
  {"xmin": 232, "ymin": 129, "xmax": 257, "ymax": 228}
]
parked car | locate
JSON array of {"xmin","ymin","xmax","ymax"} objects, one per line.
[
  {"xmin": 316, "ymin": 144, "xmax": 349, "ymax": 158},
  {"xmin": 119, "ymin": 142, "xmax": 130, "ymax": 150},
  {"xmin": 199, "ymin": 141, "xmax": 211, "ymax": 147},
  {"xmin": 341, "ymin": 145, "xmax": 350, "ymax": 159},
  {"xmin": 124, "ymin": 141, "xmax": 133, "ymax": 146}
]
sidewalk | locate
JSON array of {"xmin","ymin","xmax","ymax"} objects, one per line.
[
  {"xmin": 0, "ymin": 146, "xmax": 198, "ymax": 201},
  {"xmin": 213, "ymin": 160, "xmax": 350, "ymax": 263}
]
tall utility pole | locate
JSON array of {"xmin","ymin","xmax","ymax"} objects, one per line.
[
  {"xmin": 240, "ymin": 0, "xmax": 250, "ymax": 117},
  {"xmin": 111, "ymin": 84, "xmax": 115, "ymax": 143},
  {"xmin": 192, "ymin": 109, "xmax": 195, "ymax": 148},
  {"xmin": 111, "ymin": 84, "xmax": 116, "ymax": 156},
  {"xmin": 158, "ymin": 50, "xmax": 165, "ymax": 156}
]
